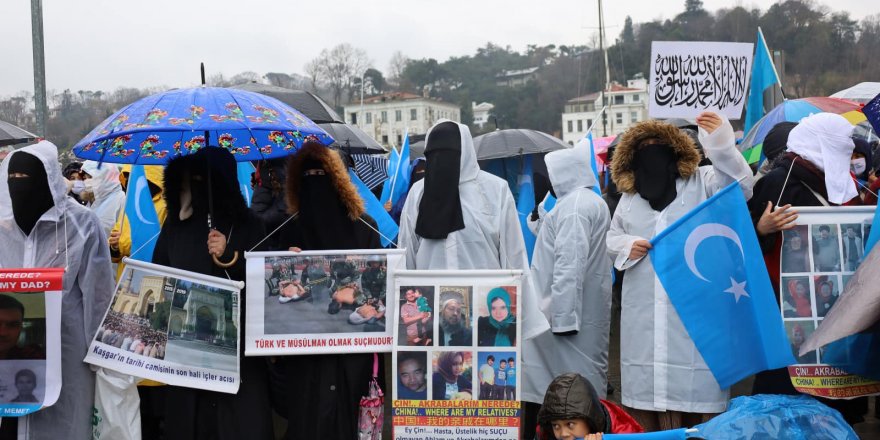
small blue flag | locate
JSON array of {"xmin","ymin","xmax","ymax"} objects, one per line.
[
  {"xmin": 864, "ymin": 93, "xmax": 880, "ymax": 136},
  {"xmin": 125, "ymin": 165, "xmax": 161, "ymax": 261},
  {"xmin": 744, "ymin": 29, "xmax": 780, "ymax": 137},
  {"xmin": 349, "ymin": 169, "xmax": 399, "ymax": 247},
  {"xmin": 650, "ymin": 182, "xmax": 795, "ymax": 389},
  {"xmin": 237, "ymin": 161, "xmax": 255, "ymax": 207},
  {"xmin": 604, "ymin": 429, "xmax": 687, "ymax": 440},
  {"xmin": 380, "ymin": 136, "xmax": 411, "ymax": 209},
  {"xmin": 516, "ymin": 155, "xmax": 537, "ymax": 260}
]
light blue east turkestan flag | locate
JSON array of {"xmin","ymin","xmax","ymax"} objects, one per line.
[
  {"xmin": 650, "ymin": 182, "xmax": 795, "ymax": 389},
  {"xmin": 349, "ymin": 169, "xmax": 399, "ymax": 247},
  {"xmin": 866, "ymin": 203, "xmax": 880, "ymax": 254},
  {"xmin": 380, "ymin": 136, "xmax": 411, "ymax": 210},
  {"xmin": 744, "ymin": 29, "xmax": 779, "ymax": 137},
  {"xmin": 125, "ymin": 165, "xmax": 162, "ymax": 261},
  {"xmin": 237, "ymin": 161, "xmax": 255, "ymax": 207},
  {"xmin": 605, "ymin": 429, "xmax": 688, "ymax": 440},
  {"xmin": 516, "ymin": 155, "xmax": 537, "ymax": 260}
]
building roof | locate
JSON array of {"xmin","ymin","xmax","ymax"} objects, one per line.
[
  {"xmin": 473, "ymin": 102, "xmax": 495, "ymax": 111},
  {"xmin": 567, "ymin": 83, "xmax": 643, "ymax": 103},
  {"xmin": 360, "ymin": 92, "xmax": 445, "ymax": 104},
  {"xmin": 496, "ymin": 67, "xmax": 540, "ymax": 78}
]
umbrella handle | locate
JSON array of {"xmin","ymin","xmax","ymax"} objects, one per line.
[{"xmin": 212, "ymin": 251, "xmax": 239, "ymax": 268}]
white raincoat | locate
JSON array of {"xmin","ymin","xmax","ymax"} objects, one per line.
[
  {"xmin": 605, "ymin": 119, "xmax": 753, "ymax": 413},
  {"xmin": 522, "ymin": 146, "xmax": 612, "ymax": 403},
  {"xmin": 81, "ymin": 160, "xmax": 125, "ymax": 237},
  {"xmin": 399, "ymin": 120, "xmax": 550, "ymax": 341},
  {"xmin": 0, "ymin": 141, "xmax": 115, "ymax": 439}
]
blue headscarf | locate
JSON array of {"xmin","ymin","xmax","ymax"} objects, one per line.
[{"xmin": 487, "ymin": 287, "xmax": 514, "ymax": 346}]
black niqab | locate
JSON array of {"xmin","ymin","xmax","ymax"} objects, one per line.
[
  {"xmin": 416, "ymin": 122, "xmax": 465, "ymax": 239},
  {"xmin": 8, "ymin": 152, "xmax": 54, "ymax": 235},
  {"xmin": 633, "ymin": 144, "xmax": 678, "ymax": 211},
  {"xmin": 297, "ymin": 159, "xmax": 358, "ymax": 250},
  {"xmin": 763, "ymin": 122, "xmax": 798, "ymax": 163}
]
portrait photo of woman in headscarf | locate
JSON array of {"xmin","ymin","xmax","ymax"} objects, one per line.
[
  {"xmin": 781, "ymin": 277, "xmax": 813, "ymax": 319},
  {"xmin": 785, "ymin": 321, "xmax": 817, "ymax": 364},
  {"xmin": 431, "ymin": 351, "xmax": 473, "ymax": 400},
  {"xmin": 477, "ymin": 287, "xmax": 517, "ymax": 347}
]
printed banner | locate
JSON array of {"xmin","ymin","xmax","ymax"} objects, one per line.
[
  {"xmin": 779, "ymin": 206, "xmax": 880, "ymax": 398},
  {"xmin": 244, "ymin": 250, "xmax": 405, "ymax": 355},
  {"xmin": 648, "ymin": 41, "xmax": 754, "ymax": 119},
  {"xmin": 392, "ymin": 270, "xmax": 523, "ymax": 440},
  {"xmin": 84, "ymin": 259, "xmax": 244, "ymax": 394},
  {"xmin": 0, "ymin": 269, "xmax": 63, "ymax": 417}
]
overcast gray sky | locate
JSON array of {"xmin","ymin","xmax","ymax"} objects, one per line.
[{"xmin": 1, "ymin": 0, "xmax": 875, "ymax": 97}]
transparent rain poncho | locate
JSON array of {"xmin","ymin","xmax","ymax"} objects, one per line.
[{"xmin": 0, "ymin": 141, "xmax": 115, "ymax": 439}]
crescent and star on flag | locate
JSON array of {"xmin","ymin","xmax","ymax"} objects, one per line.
[{"xmin": 684, "ymin": 223, "xmax": 751, "ymax": 303}]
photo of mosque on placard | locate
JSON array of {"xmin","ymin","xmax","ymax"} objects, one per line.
[{"xmin": 95, "ymin": 266, "xmax": 238, "ymax": 373}]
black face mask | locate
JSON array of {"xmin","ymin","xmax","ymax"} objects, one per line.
[
  {"xmin": 633, "ymin": 143, "xmax": 678, "ymax": 211},
  {"xmin": 416, "ymin": 122, "xmax": 465, "ymax": 239},
  {"xmin": 298, "ymin": 162, "xmax": 356, "ymax": 250},
  {"xmin": 7, "ymin": 152, "xmax": 54, "ymax": 235}
]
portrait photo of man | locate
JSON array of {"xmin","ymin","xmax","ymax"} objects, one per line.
[
  {"xmin": 438, "ymin": 289, "xmax": 472, "ymax": 347},
  {"xmin": 0, "ymin": 294, "xmax": 45, "ymax": 360},
  {"xmin": 397, "ymin": 352, "xmax": 427, "ymax": 400}
]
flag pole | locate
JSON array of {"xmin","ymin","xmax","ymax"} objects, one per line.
[{"xmin": 758, "ymin": 26, "xmax": 786, "ymax": 101}]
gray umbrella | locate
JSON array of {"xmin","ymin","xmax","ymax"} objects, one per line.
[
  {"xmin": 231, "ymin": 82, "xmax": 384, "ymax": 154},
  {"xmin": 473, "ymin": 129, "xmax": 567, "ymax": 160},
  {"xmin": 0, "ymin": 120, "xmax": 38, "ymax": 147},
  {"xmin": 320, "ymin": 122, "xmax": 386, "ymax": 155},
  {"xmin": 230, "ymin": 82, "xmax": 343, "ymax": 123}
]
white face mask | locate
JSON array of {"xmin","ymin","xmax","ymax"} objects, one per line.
[
  {"xmin": 71, "ymin": 179, "xmax": 86, "ymax": 195},
  {"xmin": 851, "ymin": 158, "xmax": 867, "ymax": 176}
]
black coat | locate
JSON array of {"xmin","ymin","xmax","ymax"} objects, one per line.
[
  {"xmin": 431, "ymin": 373, "xmax": 472, "ymax": 400},
  {"xmin": 273, "ymin": 215, "xmax": 382, "ymax": 440},
  {"xmin": 153, "ymin": 148, "xmax": 274, "ymax": 440},
  {"xmin": 438, "ymin": 324, "xmax": 472, "ymax": 346}
]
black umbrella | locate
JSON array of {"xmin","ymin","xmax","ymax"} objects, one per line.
[
  {"xmin": 473, "ymin": 129, "xmax": 567, "ymax": 160},
  {"xmin": 231, "ymin": 82, "xmax": 343, "ymax": 123},
  {"xmin": 0, "ymin": 120, "xmax": 38, "ymax": 147},
  {"xmin": 231, "ymin": 82, "xmax": 384, "ymax": 154}
]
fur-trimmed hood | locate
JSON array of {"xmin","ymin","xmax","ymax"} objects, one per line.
[
  {"xmin": 285, "ymin": 142, "xmax": 364, "ymax": 220},
  {"xmin": 610, "ymin": 119, "xmax": 701, "ymax": 194}
]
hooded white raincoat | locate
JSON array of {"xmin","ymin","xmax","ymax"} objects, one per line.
[
  {"xmin": 399, "ymin": 120, "xmax": 550, "ymax": 341},
  {"xmin": 605, "ymin": 118, "xmax": 753, "ymax": 413},
  {"xmin": 81, "ymin": 160, "xmax": 125, "ymax": 237},
  {"xmin": 0, "ymin": 141, "xmax": 115, "ymax": 439},
  {"xmin": 522, "ymin": 146, "xmax": 612, "ymax": 404}
]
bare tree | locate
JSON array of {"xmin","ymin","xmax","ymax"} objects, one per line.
[
  {"xmin": 306, "ymin": 44, "xmax": 371, "ymax": 108},
  {"xmin": 303, "ymin": 59, "xmax": 322, "ymax": 93},
  {"xmin": 387, "ymin": 51, "xmax": 410, "ymax": 88}
]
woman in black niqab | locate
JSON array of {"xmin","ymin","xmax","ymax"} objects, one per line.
[{"xmin": 273, "ymin": 141, "xmax": 382, "ymax": 440}]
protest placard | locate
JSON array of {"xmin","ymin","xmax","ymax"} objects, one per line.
[
  {"xmin": 649, "ymin": 41, "xmax": 754, "ymax": 120},
  {"xmin": 244, "ymin": 249, "xmax": 405, "ymax": 355},
  {"xmin": 84, "ymin": 259, "xmax": 243, "ymax": 394},
  {"xmin": 0, "ymin": 269, "xmax": 62, "ymax": 417},
  {"xmin": 779, "ymin": 206, "xmax": 880, "ymax": 398},
  {"xmin": 391, "ymin": 270, "xmax": 522, "ymax": 440}
]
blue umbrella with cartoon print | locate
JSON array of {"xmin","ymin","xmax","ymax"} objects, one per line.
[{"xmin": 72, "ymin": 83, "xmax": 334, "ymax": 266}]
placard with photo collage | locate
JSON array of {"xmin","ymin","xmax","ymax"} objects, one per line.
[
  {"xmin": 391, "ymin": 270, "xmax": 522, "ymax": 440},
  {"xmin": 780, "ymin": 206, "xmax": 879, "ymax": 399}
]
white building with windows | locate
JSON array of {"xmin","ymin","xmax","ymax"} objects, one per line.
[
  {"xmin": 472, "ymin": 102, "xmax": 495, "ymax": 129},
  {"xmin": 561, "ymin": 76, "xmax": 648, "ymax": 145},
  {"xmin": 343, "ymin": 92, "xmax": 461, "ymax": 148}
]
